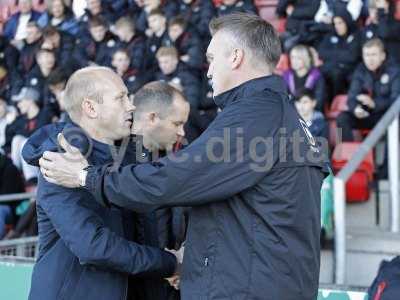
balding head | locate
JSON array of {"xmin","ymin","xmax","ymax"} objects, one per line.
[{"xmin": 63, "ymin": 67, "xmax": 123, "ymax": 122}]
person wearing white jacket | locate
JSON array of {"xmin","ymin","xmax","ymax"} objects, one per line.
[{"xmin": 315, "ymin": 0, "xmax": 364, "ymax": 23}]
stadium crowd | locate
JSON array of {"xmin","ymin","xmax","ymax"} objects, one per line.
[{"xmin": 0, "ymin": 0, "xmax": 399, "ymax": 247}]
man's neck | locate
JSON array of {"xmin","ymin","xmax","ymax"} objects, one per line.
[
  {"xmin": 133, "ymin": 123, "xmax": 158, "ymax": 152},
  {"xmin": 79, "ymin": 119, "xmax": 114, "ymax": 145},
  {"xmin": 155, "ymin": 28, "xmax": 165, "ymax": 37},
  {"xmin": 227, "ymin": 68, "xmax": 272, "ymax": 92},
  {"xmin": 40, "ymin": 66, "xmax": 52, "ymax": 77},
  {"xmin": 296, "ymin": 67, "xmax": 308, "ymax": 78}
]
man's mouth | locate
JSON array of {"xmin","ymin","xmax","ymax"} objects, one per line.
[{"xmin": 125, "ymin": 115, "xmax": 133, "ymax": 127}]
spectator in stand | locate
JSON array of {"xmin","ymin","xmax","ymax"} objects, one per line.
[
  {"xmin": 0, "ymin": 35, "xmax": 19, "ymax": 78},
  {"xmin": 318, "ymin": 8, "xmax": 361, "ymax": 99},
  {"xmin": 0, "ymin": 97, "xmax": 17, "ymax": 149},
  {"xmin": 0, "ymin": 152, "xmax": 25, "ymax": 240},
  {"xmin": 37, "ymin": 0, "xmax": 79, "ymax": 36},
  {"xmin": 276, "ymin": 0, "xmax": 321, "ymax": 51},
  {"xmin": 16, "ymin": 22, "xmax": 43, "ymax": 79},
  {"xmin": 77, "ymin": 0, "xmax": 114, "ymax": 38},
  {"xmin": 46, "ymin": 68, "xmax": 69, "ymax": 121},
  {"xmin": 111, "ymin": 48, "xmax": 149, "ymax": 94},
  {"xmin": 361, "ymin": 0, "xmax": 400, "ymax": 63},
  {"xmin": 5, "ymin": 87, "xmax": 52, "ymax": 183},
  {"xmin": 74, "ymin": 16, "xmax": 118, "ymax": 68},
  {"xmin": 294, "ymin": 88, "xmax": 328, "ymax": 140},
  {"xmin": 337, "ymin": 39, "xmax": 400, "ymax": 141},
  {"xmin": 0, "ymin": 62, "xmax": 18, "ymax": 102},
  {"xmin": 114, "ymin": 17, "xmax": 147, "ymax": 73},
  {"xmin": 3, "ymin": 0, "xmax": 42, "ymax": 45},
  {"xmin": 24, "ymin": 49, "xmax": 58, "ymax": 107},
  {"xmin": 155, "ymin": 46, "xmax": 202, "ymax": 142},
  {"xmin": 136, "ymin": 0, "xmax": 179, "ymax": 34},
  {"xmin": 283, "ymin": 44, "xmax": 326, "ymax": 111},
  {"xmin": 177, "ymin": 0, "xmax": 215, "ymax": 42},
  {"xmin": 41, "ymin": 26, "xmax": 76, "ymax": 74},
  {"xmin": 145, "ymin": 9, "xmax": 170, "ymax": 71},
  {"xmin": 216, "ymin": 0, "xmax": 258, "ymax": 16},
  {"xmin": 167, "ymin": 16, "xmax": 204, "ymax": 72},
  {"xmin": 315, "ymin": 0, "xmax": 364, "ymax": 22}
]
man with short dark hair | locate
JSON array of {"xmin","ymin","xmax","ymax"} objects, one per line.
[
  {"xmin": 40, "ymin": 13, "xmax": 328, "ymax": 300},
  {"xmin": 114, "ymin": 17, "xmax": 147, "ymax": 73},
  {"xmin": 132, "ymin": 81, "xmax": 189, "ymax": 300},
  {"xmin": 167, "ymin": 16, "xmax": 204, "ymax": 71},
  {"xmin": 337, "ymin": 38, "xmax": 400, "ymax": 141},
  {"xmin": 73, "ymin": 16, "xmax": 118, "ymax": 67}
]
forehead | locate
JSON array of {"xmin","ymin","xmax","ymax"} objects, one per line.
[
  {"xmin": 207, "ymin": 31, "xmax": 232, "ymax": 55},
  {"xmin": 168, "ymin": 96, "xmax": 189, "ymax": 119},
  {"xmin": 363, "ymin": 46, "xmax": 382, "ymax": 55}
]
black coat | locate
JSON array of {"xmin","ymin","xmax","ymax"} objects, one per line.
[
  {"xmin": 85, "ymin": 75, "xmax": 329, "ymax": 300},
  {"xmin": 74, "ymin": 32, "xmax": 118, "ymax": 68},
  {"xmin": 178, "ymin": 0, "xmax": 215, "ymax": 39},
  {"xmin": 276, "ymin": 0, "xmax": 320, "ymax": 34},
  {"xmin": 347, "ymin": 62, "xmax": 400, "ymax": 115},
  {"xmin": 116, "ymin": 34, "xmax": 148, "ymax": 72},
  {"xmin": 165, "ymin": 29, "xmax": 204, "ymax": 71}
]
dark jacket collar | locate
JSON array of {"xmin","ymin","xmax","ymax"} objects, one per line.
[{"xmin": 213, "ymin": 74, "xmax": 286, "ymax": 109}]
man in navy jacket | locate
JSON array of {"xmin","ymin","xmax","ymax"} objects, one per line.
[{"xmin": 22, "ymin": 67, "xmax": 177, "ymax": 300}]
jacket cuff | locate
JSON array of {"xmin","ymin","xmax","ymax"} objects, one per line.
[
  {"xmin": 84, "ymin": 165, "xmax": 111, "ymax": 207},
  {"xmin": 160, "ymin": 251, "xmax": 178, "ymax": 278}
]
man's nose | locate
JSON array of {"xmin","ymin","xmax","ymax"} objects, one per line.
[
  {"xmin": 126, "ymin": 100, "xmax": 136, "ymax": 112},
  {"xmin": 177, "ymin": 125, "xmax": 185, "ymax": 138}
]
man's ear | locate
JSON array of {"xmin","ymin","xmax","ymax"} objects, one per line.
[
  {"xmin": 81, "ymin": 98, "xmax": 97, "ymax": 119},
  {"xmin": 231, "ymin": 48, "xmax": 244, "ymax": 70},
  {"xmin": 147, "ymin": 112, "xmax": 158, "ymax": 124}
]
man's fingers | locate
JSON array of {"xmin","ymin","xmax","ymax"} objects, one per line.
[
  {"xmin": 39, "ymin": 156, "xmax": 54, "ymax": 169},
  {"xmin": 42, "ymin": 171, "xmax": 58, "ymax": 184},
  {"xmin": 57, "ymin": 133, "xmax": 78, "ymax": 154}
]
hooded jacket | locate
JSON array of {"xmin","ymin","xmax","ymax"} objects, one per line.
[
  {"xmin": 318, "ymin": 9, "xmax": 361, "ymax": 71},
  {"xmin": 22, "ymin": 122, "xmax": 176, "ymax": 300}
]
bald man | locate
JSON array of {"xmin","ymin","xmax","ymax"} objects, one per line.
[{"xmin": 22, "ymin": 67, "xmax": 177, "ymax": 300}]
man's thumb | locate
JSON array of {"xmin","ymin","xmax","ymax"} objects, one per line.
[{"xmin": 57, "ymin": 133, "xmax": 76, "ymax": 154}]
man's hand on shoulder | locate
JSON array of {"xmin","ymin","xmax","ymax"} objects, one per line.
[{"xmin": 39, "ymin": 133, "xmax": 89, "ymax": 188}]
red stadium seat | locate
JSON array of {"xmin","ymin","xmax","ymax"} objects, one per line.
[
  {"xmin": 396, "ymin": 0, "xmax": 400, "ymax": 20},
  {"xmin": 332, "ymin": 142, "xmax": 374, "ymax": 202},
  {"xmin": 326, "ymin": 95, "xmax": 348, "ymax": 147},
  {"xmin": 326, "ymin": 94, "xmax": 348, "ymax": 119}
]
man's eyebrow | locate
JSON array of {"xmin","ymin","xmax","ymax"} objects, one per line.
[{"xmin": 115, "ymin": 91, "xmax": 127, "ymax": 98}]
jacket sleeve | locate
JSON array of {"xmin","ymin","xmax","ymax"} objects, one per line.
[
  {"xmin": 314, "ymin": 75, "xmax": 326, "ymax": 112},
  {"xmin": 374, "ymin": 71, "xmax": 400, "ymax": 113},
  {"xmin": 85, "ymin": 92, "xmax": 282, "ymax": 212},
  {"xmin": 37, "ymin": 175, "xmax": 177, "ymax": 277},
  {"xmin": 347, "ymin": 66, "xmax": 364, "ymax": 112}
]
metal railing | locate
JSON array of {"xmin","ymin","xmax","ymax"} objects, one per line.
[
  {"xmin": 0, "ymin": 236, "xmax": 38, "ymax": 259},
  {"xmin": 333, "ymin": 97, "xmax": 400, "ymax": 284},
  {"xmin": 0, "ymin": 192, "xmax": 35, "ymax": 203}
]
